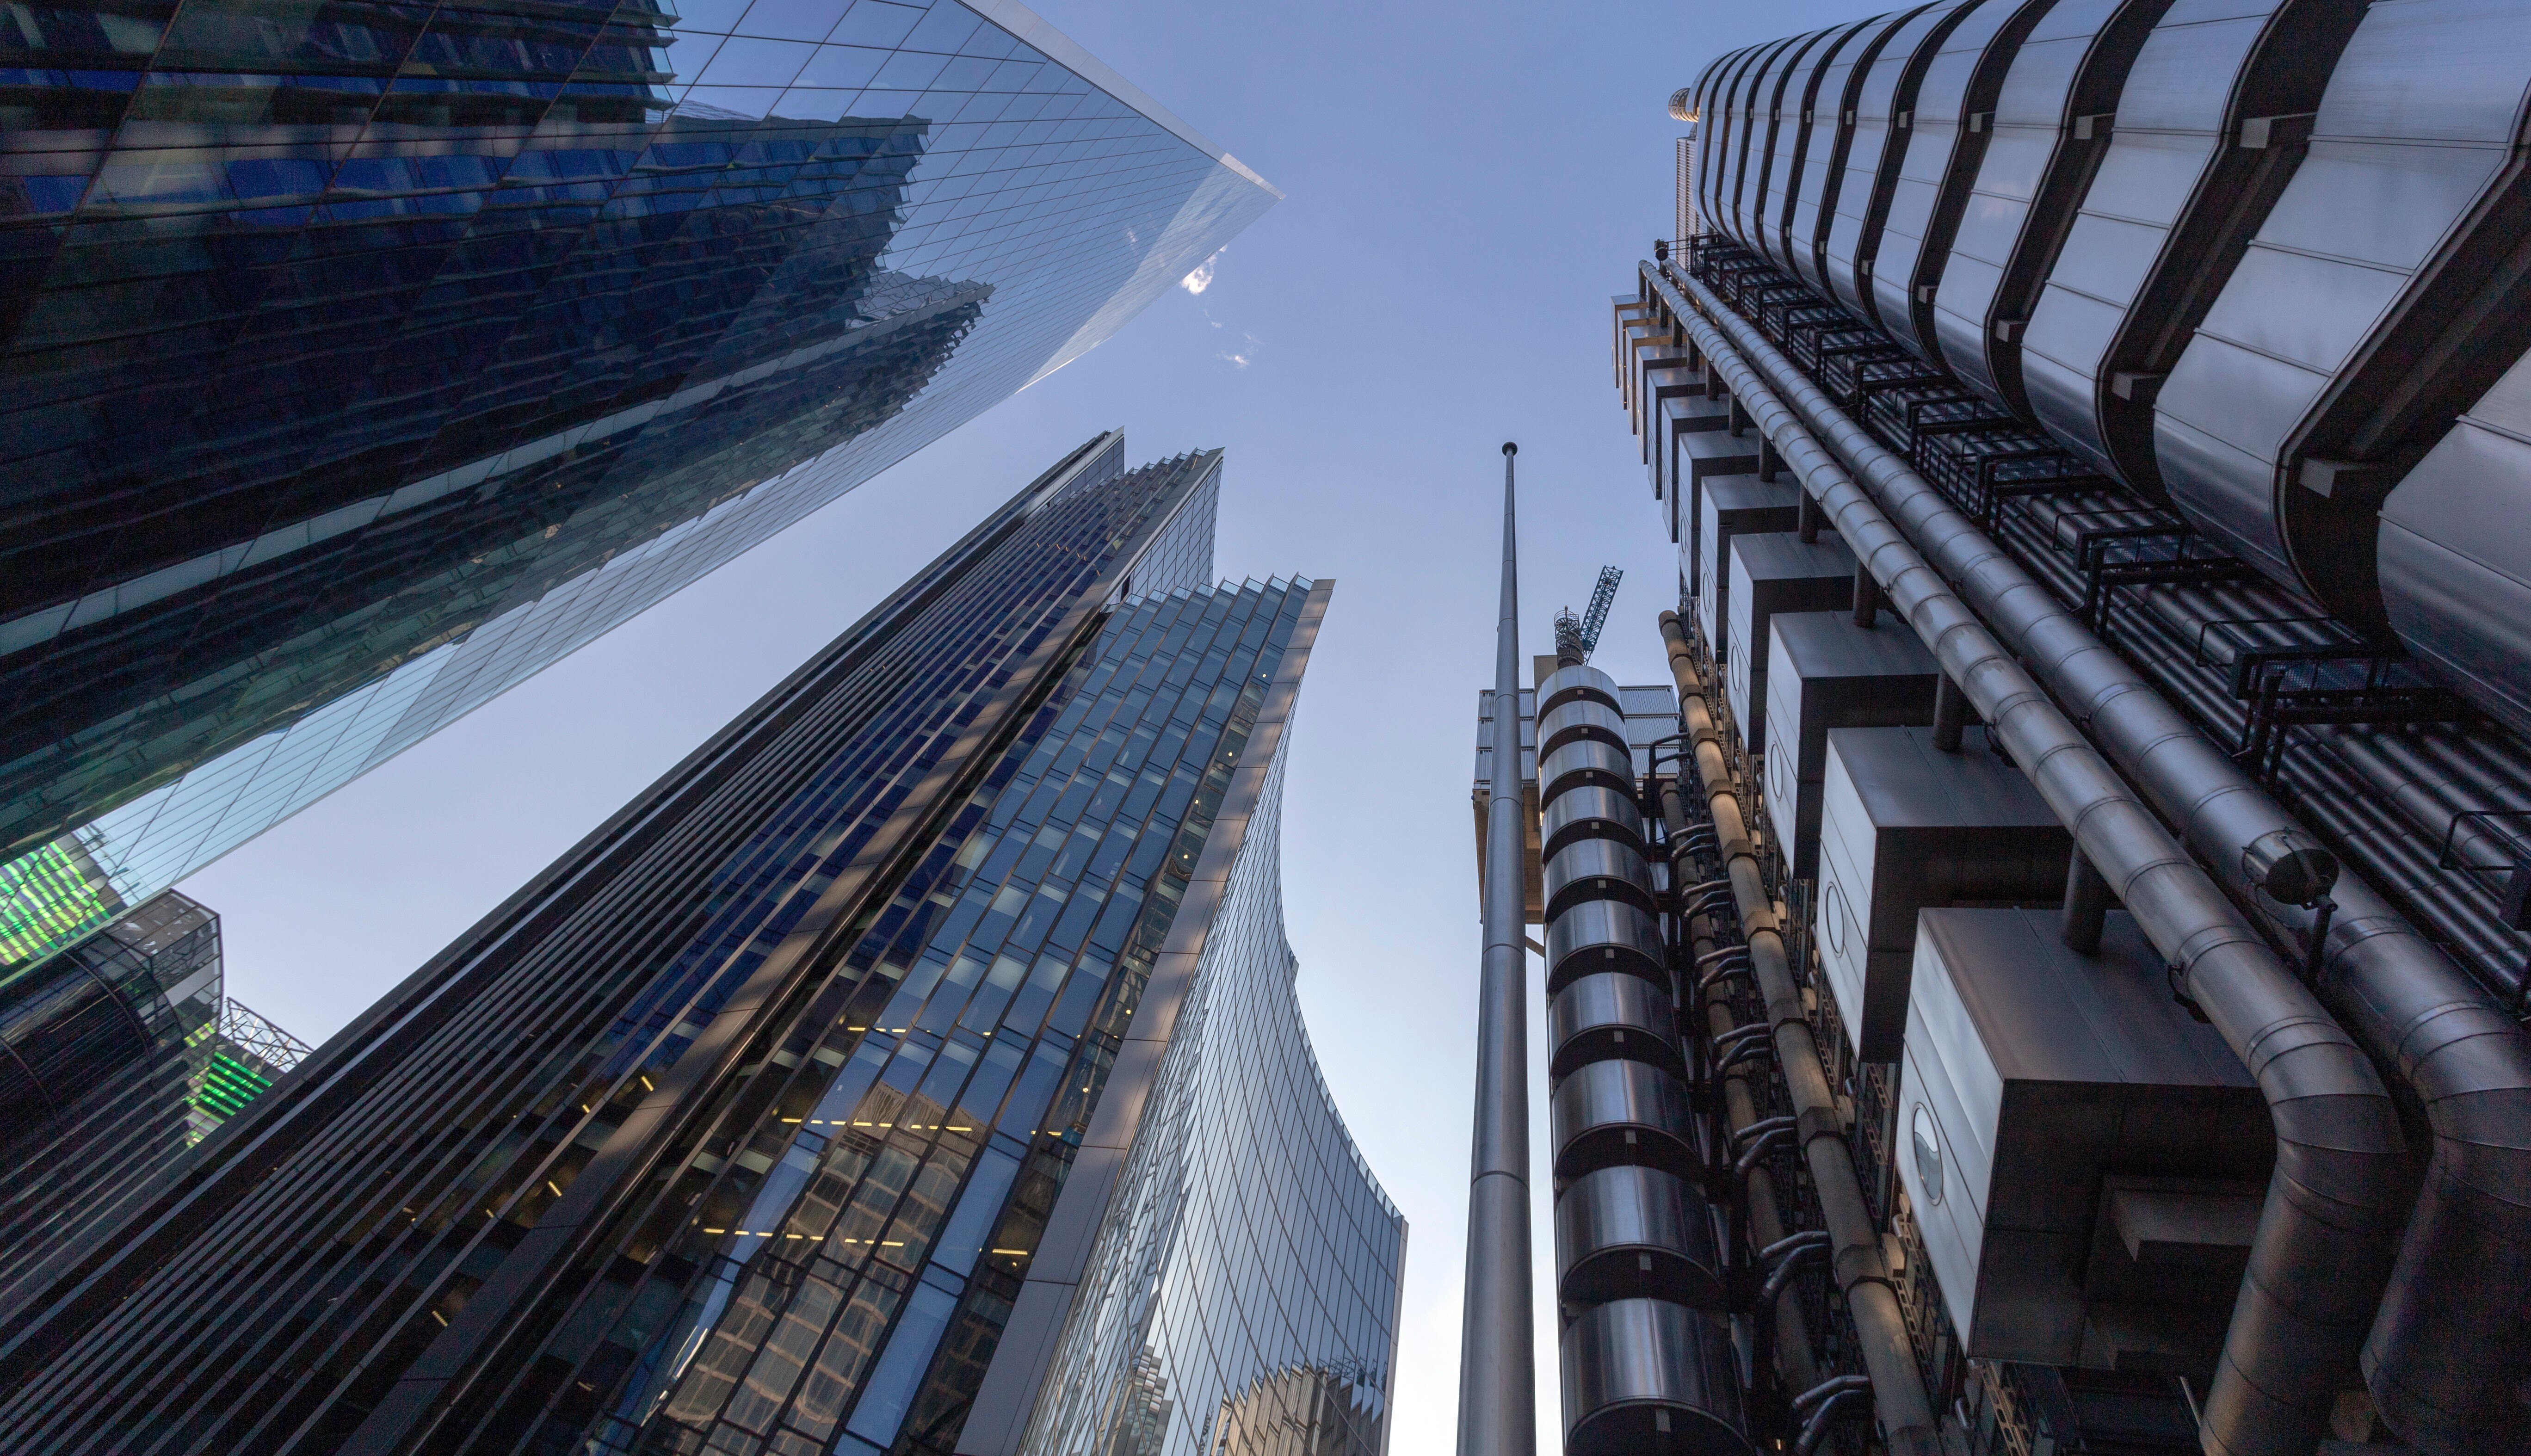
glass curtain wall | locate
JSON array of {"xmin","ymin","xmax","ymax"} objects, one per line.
[{"xmin": 0, "ymin": 0, "xmax": 1278, "ymax": 969}]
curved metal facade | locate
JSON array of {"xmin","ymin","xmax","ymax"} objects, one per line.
[{"xmin": 1679, "ymin": 0, "xmax": 2531, "ymax": 736}]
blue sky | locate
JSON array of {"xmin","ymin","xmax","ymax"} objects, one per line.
[{"xmin": 184, "ymin": 0, "xmax": 1861, "ymax": 1446}]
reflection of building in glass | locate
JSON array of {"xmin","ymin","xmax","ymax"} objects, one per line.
[
  {"xmin": 0, "ymin": 890, "xmax": 310, "ymax": 1327},
  {"xmin": 0, "ymin": 0, "xmax": 1279, "ymax": 968},
  {"xmin": 0, "ymin": 436, "xmax": 1398, "ymax": 1456},
  {"xmin": 1207, "ymin": 1365, "xmax": 1386, "ymax": 1456}
]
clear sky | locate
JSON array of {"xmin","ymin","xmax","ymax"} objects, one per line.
[{"xmin": 182, "ymin": 0, "xmax": 1860, "ymax": 1448}]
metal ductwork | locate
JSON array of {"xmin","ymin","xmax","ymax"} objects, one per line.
[
  {"xmin": 1537, "ymin": 661, "xmax": 1753, "ymax": 1456},
  {"xmin": 1655, "ymin": 249, "xmax": 2531, "ymax": 1452},
  {"xmin": 1654, "ymin": 267, "xmax": 2409, "ymax": 1455}
]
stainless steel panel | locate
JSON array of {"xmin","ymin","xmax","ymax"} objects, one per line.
[
  {"xmin": 1543, "ymin": 839, "xmax": 1656, "ymax": 920},
  {"xmin": 1540, "ymin": 784, "xmax": 1643, "ymax": 859},
  {"xmin": 1724, "ymin": 38, "xmax": 1806, "ymax": 246},
  {"xmin": 1560, "ymin": 1300, "xmax": 1751, "ymax": 1456},
  {"xmin": 1548, "ymin": 971, "xmax": 1683, "ymax": 1082},
  {"xmin": 1695, "ymin": 474, "xmax": 1803, "ymax": 664},
  {"xmin": 1543, "ymin": 898, "xmax": 1665, "ymax": 994},
  {"xmin": 1815, "ymin": 727, "xmax": 2070, "ymax": 1060},
  {"xmin": 1537, "ymin": 697, "xmax": 1629, "ymax": 758},
  {"xmin": 1540, "ymin": 739, "xmax": 1634, "ymax": 805},
  {"xmin": 1654, "ymin": 392, "xmax": 1733, "ymax": 502},
  {"xmin": 1871, "ymin": 0, "xmax": 2064, "ymax": 359},
  {"xmin": 1671, "ymin": 429, "xmax": 1763, "ymax": 548},
  {"xmin": 2153, "ymin": 0, "xmax": 2531, "ymax": 623},
  {"xmin": 1700, "ymin": 47, "xmax": 1768, "ymax": 234},
  {"xmin": 2379, "ymin": 347, "xmax": 2531, "ymax": 737},
  {"xmin": 1900, "ymin": 907, "xmax": 2271, "ymax": 1362},
  {"xmin": 1549, "ymin": 1058, "xmax": 1697, "ymax": 1183},
  {"xmin": 1766, "ymin": 19, "xmax": 1881, "ymax": 271},
  {"xmin": 1555, "ymin": 1167, "xmax": 1727, "ymax": 1312},
  {"xmin": 1825, "ymin": 1, "xmax": 1982, "ymax": 317},
  {"xmin": 1538, "ymin": 662, "xmax": 1623, "ymax": 716},
  {"xmin": 2017, "ymin": 0, "xmax": 2367, "ymax": 497},
  {"xmin": 1759, "ymin": 613, "xmax": 1940, "ymax": 880},
  {"xmin": 1724, "ymin": 532, "xmax": 1857, "ymax": 758},
  {"xmin": 1744, "ymin": 27, "xmax": 1843, "ymax": 256},
  {"xmin": 1793, "ymin": 7, "xmax": 1939, "ymax": 290}
]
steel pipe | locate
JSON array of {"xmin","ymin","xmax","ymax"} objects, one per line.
[
  {"xmin": 1653, "ymin": 265, "xmax": 2413, "ymax": 1456},
  {"xmin": 1657, "ymin": 256, "xmax": 2531, "ymax": 1454},
  {"xmin": 1459, "ymin": 442, "xmax": 1533, "ymax": 1456},
  {"xmin": 1653, "ymin": 616, "xmax": 1942, "ymax": 1456}
]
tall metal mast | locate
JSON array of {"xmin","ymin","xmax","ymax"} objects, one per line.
[{"xmin": 1459, "ymin": 442, "xmax": 1536, "ymax": 1456}]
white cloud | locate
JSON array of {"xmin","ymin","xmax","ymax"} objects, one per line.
[{"xmin": 1180, "ymin": 246, "xmax": 1225, "ymax": 295}]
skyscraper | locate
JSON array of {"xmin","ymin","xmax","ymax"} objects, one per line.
[
  {"xmin": 0, "ymin": 889, "xmax": 311, "ymax": 1327},
  {"xmin": 0, "ymin": 434, "xmax": 1404, "ymax": 1456},
  {"xmin": 0, "ymin": 0, "xmax": 1279, "ymax": 969},
  {"xmin": 1458, "ymin": 4, "xmax": 2531, "ymax": 1452}
]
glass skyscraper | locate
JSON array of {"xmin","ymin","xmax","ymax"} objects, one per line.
[
  {"xmin": 0, "ymin": 888, "xmax": 311, "ymax": 1327},
  {"xmin": 0, "ymin": 435, "xmax": 1403, "ymax": 1456},
  {"xmin": 0, "ymin": 0, "xmax": 1278, "ymax": 969}
]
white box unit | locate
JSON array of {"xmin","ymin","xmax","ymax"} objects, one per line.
[
  {"xmin": 1693, "ymin": 474, "xmax": 1802, "ymax": 665},
  {"xmin": 1723, "ymin": 532, "xmax": 1852, "ymax": 758},
  {"xmin": 1761, "ymin": 613, "xmax": 1939, "ymax": 881},
  {"xmin": 1816, "ymin": 727, "xmax": 2068, "ymax": 1061},
  {"xmin": 1898, "ymin": 908, "xmax": 2271, "ymax": 1365}
]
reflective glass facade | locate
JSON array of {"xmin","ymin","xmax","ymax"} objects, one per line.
[
  {"xmin": 0, "ymin": 437, "xmax": 1397, "ymax": 1456},
  {"xmin": 0, "ymin": 0, "xmax": 1278, "ymax": 968},
  {"xmin": 1003, "ymin": 734, "xmax": 1405, "ymax": 1456},
  {"xmin": 0, "ymin": 890, "xmax": 309, "ymax": 1328}
]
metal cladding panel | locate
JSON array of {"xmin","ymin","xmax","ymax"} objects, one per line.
[
  {"xmin": 1657, "ymin": 392, "xmax": 1734, "ymax": 503},
  {"xmin": 1763, "ymin": 19, "xmax": 1882, "ymax": 272},
  {"xmin": 1561, "ymin": 1300, "xmax": 1751, "ymax": 1456},
  {"xmin": 1543, "ymin": 839, "xmax": 1657, "ymax": 920},
  {"xmin": 1550, "ymin": 1059, "xmax": 1698, "ymax": 1184},
  {"xmin": 1555, "ymin": 1166, "xmax": 1726, "ymax": 1312},
  {"xmin": 1638, "ymin": 358, "xmax": 1702, "ymax": 475},
  {"xmin": 1872, "ymin": 0, "xmax": 2062, "ymax": 360},
  {"xmin": 1544, "ymin": 899, "xmax": 1667, "ymax": 995},
  {"xmin": 1816, "ymin": 727, "xmax": 2070, "ymax": 1061},
  {"xmin": 1541, "ymin": 739, "xmax": 1635, "ymax": 806},
  {"xmin": 1540, "ymin": 698, "xmax": 1630, "ymax": 759},
  {"xmin": 1719, "ymin": 41, "xmax": 1800, "ymax": 243},
  {"xmin": 1695, "ymin": 474, "xmax": 1804, "ymax": 665},
  {"xmin": 1899, "ymin": 907, "xmax": 2269, "ymax": 1362},
  {"xmin": 2154, "ymin": 0, "xmax": 2531, "ymax": 618},
  {"xmin": 1724, "ymin": 534, "xmax": 1857, "ymax": 759},
  {"xmin": 1672, "ymin": 430, "xmax": 1764, "ymax": 548},
  {"xmin": 1930, "ymin": 0, "xmax": 2173, "ymax": 414},
  {"xmin": 1540, "ymin": 662, "xmax": 1624, "ymax": 716},
  {"xmin": 1793, "ymin": 6, "xmax": 1943, "ymax": 290},
  {"xmin": 1699, "ymin": 48, "xmax": 1768, "ymax": 236},
  {"xmin": 1728, "ymin": 37, "xmax": 1814, "ymax": 246},
  {"xmin": 1741, "ymin": 28, "xmax": 1843, "ymax": 256},
  {"xmin": 2020, "ymin": 0, "xmax": 2351, "ymax": 493},
  {"xmin": 1549, "ymin": 972, "xmax": 1685, "ymax": 1083},
  {"xmin": 2379, "ymin": 347, "xmax": 2531, "ymax": 737},
  {"xmin": 1826, "ymin": 0, "xmax": 1985, "ymax": 319},
  {"xmin": 1759, "ymin": 613, "xmax": 1940, "ymax": 882},
  {"xmin": 1541, "ymin": 786, "xmax": 1645, "ymax": 861}
]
